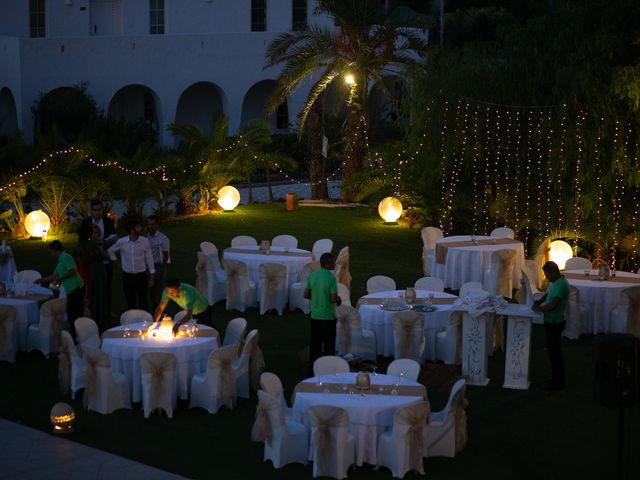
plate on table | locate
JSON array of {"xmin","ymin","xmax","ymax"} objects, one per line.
[
  {"xmin": 412, "ymin": 304, "xmax": 437, "ymax": 313},
  {"xmin": 380, "ymin": 303, "xmax": 409, "ymax": 312}
]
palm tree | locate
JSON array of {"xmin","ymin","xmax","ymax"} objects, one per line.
[{"xmin": 264, "ymin": 0, "xmax": 427, "ymax": 201}]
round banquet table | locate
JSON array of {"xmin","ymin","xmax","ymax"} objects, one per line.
[
  {"xmin": 358, "ymin": 290, "xmax": 457, "ymax": 360},
  {"xmin": 292, "ymin": 372, "xmax": 427, "ymax": 466},
  {"xmin": 564, "ymin": 269, "xmax": 640, "ymax": 334},
  {"xmin": 430, "ymin": 235, "xmax": 525, "ymax": 290},
  {"xmin": 101, "ymin": 322, "xmax": 218, "ymax": 403},
  {"xmin": 222, "ymin": 245, "xmax": 313, "ymax": 296}
]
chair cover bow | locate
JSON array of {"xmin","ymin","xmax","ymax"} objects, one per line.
[
  {"xmin": 82, "ymin": 347, "xmax": 110, "ymax": 408},
  {"xmin": 251, "ymin": 390, "xmax": 282, "ymax": 443},
  {"xmin": 211, "ymin": 345, "xmax": 237, "ymax": 410},
  {"xmin": 336, "ymin": 305, "xmax": 361, "ymax": 353},
  {"xmin": 397, "ymin": 402, "xmax": 429, "ymax": 471},
  {"xmin": 58, "ymin": 337, "xmax": 71, "ymax": 395},
  {"xmin": 621, "ymin": 287, "xmax": 640, "ymax": 338},
  {"xmin": 42, "ymin": 298, "xmax": 67, "ymax": 355},
  {"xmin": 310, "ymin": 406, "xmax": 349, "ymax": 475},
  {"xmin": 259, "ymin": 263, "xmax": 286, "ymax": 307},
  {"xmin": 224, "ymin": 259, "xmax": 247, "ymax": 305},
  {"xmin": 393, "ymin": 311, "xmax": 422, "ymax": 359},
  {"xmin": 249, "ymin": 341, "xmax": 266, "ymax": 391},
  {"xmin": 195, "ymin": 254, "xmax": 210, "ymax": 297},
  {"xmin": 454, "ymin": 385, "xmax": 469, "ymax": 453},
  {"xmin": 141, "ymin": 352, "xmax": 176, "ymax": 410}
]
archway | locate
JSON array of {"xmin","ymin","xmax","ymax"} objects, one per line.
[
  {"xmin": 107, "ymin": 84, "xmax": 161, "ymax": 134},
  {"xmin": 174, "ymin": 82, "xmax": 226, "ymax": 134},
  {"xmin": 0, "ymin": 87, "xmax": 18, "ymax": 138},
  {"xmin": 240, "ymin": 80, "xmax": 288, "ymax": 130}
]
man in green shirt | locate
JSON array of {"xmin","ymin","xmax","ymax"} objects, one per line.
[
  {"xmin": 152, "ymin": 278, "xmax": 211, "ymax": 336},
  {"xmin": 532, "ymin": 261, "xmax": 570, "ymax": 390},
  {"xmin": 36, "ymin": 240, "xmax": 86, "ymax": 339},
  {"xmin": 304, "ymin": 253, "xmax": 342, "ymax": 373}
]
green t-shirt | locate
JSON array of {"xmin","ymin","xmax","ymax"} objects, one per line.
[
  {"xmin": 306, "ymin": 268, "xmax": 338, "ymax": 320},
  {"xmin": 54, "ymin": 251, "xmax": 84, "ymax": 294},
  {"xmin": 542, "ymin": 275, "xmax": 569, "ymax": 323},
  {"xmin": 161, "ymin": 283, "xmax": 208, "ymax": 315}
]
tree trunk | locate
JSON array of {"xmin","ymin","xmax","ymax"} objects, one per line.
[
  {"xmin": 266, "ymin": 168, "xmax": 274, "ymax": 202},
  {"xmin": 341, "ymin": 107, "xmax": 366, "ymax": 203},
  {"xmin": 246, "ymin": 174, "xmax": 253, "ymax": 204},
  {"xmin": 305, "ymin": 101, "xmax": 328, "ymax": 200}
]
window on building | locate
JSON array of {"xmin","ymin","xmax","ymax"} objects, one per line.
[
  {"xmin": 29, "ymin": 0, "xmax": 46, "ymax": 38},
  {"xmin": 150, "ymin": 0, "xmax": 165, "ymax": 35},
  {"xmin": 251, "ymin": 0, "xmax": 266, "ymax": 32},
  {"xmin": 292, "ymin": 0, "xmax": 307, "ymax": 31}
]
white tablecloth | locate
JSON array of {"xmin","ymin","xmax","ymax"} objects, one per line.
[
  {"xmin": 292, "ymin": 372, "xmax": 425, "ymax": 466},
  {"xmin": 358, "ymin": 290, "xmax": 457, "ymax": 360},
  {"xmin": 430, "ymin": 235, "xmax": 525, "ymax": 290},
  {"xmin": 0, "ymin": 296, "xmax": 44, "ymax": 351},
  {"xmin": 565, "ymin": 269, "xmax": 640, "ymax": 334},
  {"xmin": 222, "ymin": 245, "xmax": 313, "ymax": 295},
  {"xmin": 101, "ymin": 322, "xmax": 218, "ymax": 402}
]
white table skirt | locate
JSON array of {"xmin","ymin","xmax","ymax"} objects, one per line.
[
  {"xmin": 358, "ymin": 290, "xmax": 457, "ymax": 360},
  {"xmin": 0, "ymin": 297, "xmax": 41, "ymax": 351},
  {"xmin": 293, "ymin": 372, "xmax": 425, "ymax": 466},
  {"xmin": 565, "ymin": 269, "xmax": 640, "ymax": 334},
  {"xmin": 430, "ymin": 235, "xmax": 525, "ymax": 290},
  {"xmin": 222, "ymin": 246, "xmax": 313, "ymax": 297},
  {"xmin": 101, "ymin": 323, "xmax": 218, "ymax": 402}
]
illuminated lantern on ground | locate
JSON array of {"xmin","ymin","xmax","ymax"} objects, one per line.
[
  {"xmin": 217, "ymin": 186, "xmax": 241, "ymax": 211},
  {"xmin": 549, "ymin": 240, "xmax": 573, "ymax": 270},
  {"xmin": 50, "ymin": 402, "xmax": 75, "ymax": 434},
  {"xmin": 25, "ymin": 210, "xmax": 51, "ymax": 239},
  {"xmin": 378, "ymin": 197, "xmax": 403, "ymax": 223}
]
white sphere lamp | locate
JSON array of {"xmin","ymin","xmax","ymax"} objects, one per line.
[
  {"xmin": 549, "ymin": 240, "xmax": 573, "ymax": 270},
  {"xmin": 378, "ymin": 197, "xmax": 403, "ymax": 224},
  {"xmin": 217, "ymin": 186, "xmax": 241, "ymax": 211},
  {"xmin": 24, "ymin": 210, "xmax": 51, "ymax": 239}
]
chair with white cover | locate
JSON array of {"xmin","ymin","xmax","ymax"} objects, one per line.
[
  {"xmin": 120, "ymin": 309, "xmax": 153, "ymax": 326},
  {"xmin": 393, "ymin": 310, "xmax": 425, "ymax": 363},
  {"xmin": 377, "ymin": 401, "xmax": 430, "ymax": 478},
  {"xmin": 252, "ymin": 389, "xmax": 308, "ymax": 468},
  {"xmin": 421, "ymin": 226, "xmax": 443, "ymax": 276},
  {"xmin": 610, "ymin": 286, "xmax": 640, "ymax": 338},
  {"xmin": 337, "ymin": 283, "xmax": 352, "ymax": 307},
  {"xmin": 58, "ymin": 330, "xmax": 86, "ymax": 399},
  {"xmin": 386, "ymin": 358, "xmax": 421, "ymax": 381},
  {"xmin": 15, "ymin": 269, "xmax": 42, "ymax": 284},
  {"xmin": 75, "ymin": 317, "xmax": 100, "ymax": 350},
  {"xmin": 231, "ymin": 235, "xmax": 258, "ymax": 247},
  {"xmin": 260, "ymin": 372, "xmax": 293, "ymax": 418},
  {"xmin": 562, "ymin": 285, "xmax": 590, "ymax": 339},
  {"xmin": 483, "ymin": 249, "xmax": 517, "ymax": 298},
  {"xmin": 27, "ymin": 297, "xmax": 67, "ymax": 357},
  {"xmin": 82, "ymin": 346, "xmax": 131, "ymax": 414},
  {"xmin": 196, "ymin": 251, "xmax": 227, "ymax": 306},
  {"xmin": 233, "ymin": 329, "xmax": 263, "ymax": 399},
  {"xmin": 223, "ymin": 317, "xmax": 247, "ymax": 347},
  {"xmin": 490, "ymin": 227, "xmax": 515, "ymax": 239},
  {"xmin": 312, "ymin": 238, "xmax": 333, "ymax": 261},
  {"xmin": 459, "ymin": 281, "xmax": 484, "ymax": 297},
  {"xmin": 223, "ymin": 259, "xmax": 257, "ymax": 312},
  {"xmin": 0, "ymin": 305, "xmax": 17, "ymax": 363},
  {"xmin": 140, "ymin": 351, "xmax": 177, "ymax": 418},
  {"xmin": 258, "ymin": 263, "xmax": 287, "ymax": 315},
  {"xmin": 366, "ymin": 275, "xmax": 396, "ymax": 294},
  {"xmin": 435, "ymin": 311, "xmax": 462, "ymax": 364},
  {"xmin": 564, "ymin": 256, "xmax": 592, "ymax": 271},
  {"xmin": 334, "ymin": 246, "xmax": 352, "ymax": 291},
  {"xmin": 289, "ymin": 261, "xmax": 320, "ymax": 314},
  {"xmin": 516, "ymin": 268, "xmax": 544, "ymax": 306},
  {"xmin": 424, "ymin": 378, "xmax": 468, "ymax": 458},
  {"xmin": 309, "ymin": 405, "xmax": 355, "ymax": 479},
  {"xmin": 414, "ymin": 277, "xmax": 445, "ymax": 292},
  {"xmin": 200, "ymin": 241, "xmax": 218, "ymax": 256},
  {"xmin": 272, "ymin": 234, "xmax": 298, "ymax": 248},
  {"xmin": 312, "ymin": 355, "xmax": 350, "ymax": 377},
  {"xmin": 335, "ymin": 305, "xmax": 376, "ymax": 362},
  {"xmin": 190, "ymin": 344, "xmax": 238, "ymax": 414}
]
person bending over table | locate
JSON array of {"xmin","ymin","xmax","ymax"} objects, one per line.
[
  {"xmin": 532, "ymin": 261, "xmax": 569, "ymax": 391},
  {"xmin": 152, "ymin": 278, "xmax": 211, "ymax": 336},
  {"xmin": 304, "ymin": 252, "xmax": 341, "ymax": 375}
]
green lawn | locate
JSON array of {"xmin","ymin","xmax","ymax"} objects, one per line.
[{"xmin": 1, "ymin": 204, "xmax": 639, "ymax": 479}]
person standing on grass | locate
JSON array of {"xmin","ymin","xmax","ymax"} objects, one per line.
[
  {"xmin": 108, "ymin": 219, "xmax": 155, "ymax": 312},
  {"xmin": 36, "ymin": 240, "xmax": 86, "ymax": 339},
  {"xmin": 146, "ymin": 214, "xmax": 170, "ymax": 312},
  {"xmin": 532, "ymin": 261, "xmax": 569, "ymax": 391},
  {"xmin": 304, "ymin": 252, "xmax": 341, "ymax": 374}
]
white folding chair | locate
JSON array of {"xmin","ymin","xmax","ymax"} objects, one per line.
[
  {"xmin": 483, "ymin": 249, "xmax": 516, "ymax": 298},
  {"xmin": 59, "ymin": 330, "xmax": 87, "ymax": 399},
  {"xmin": 564, "ymin": 257, "xmax": 592, "ymax": 271},
  {"xmin": 610, "ymin": 286, "xmax": 640, "ymax": 338},
  {"xmin": 335, "ymin": 305, "xmax": 376, "ymax": 361},
  {"xmin": 562, "ymin": 285, "xmax": 590, "ymax": 339},
  {"xmin": 459, "ymin": 281, "xmax": 484, "ymax": 297},
  {"xmin": 75, "ymin": 317, "xmax": 100, "ymax": 350},
  {"xmin": 490, "ymin": 227, "xmax": 515, "ymax": 239},
  {"xmin": 366, "ymin": 275, "xmax": 396, "ymax": 294},
  {"xmin": 393, "ymin": 310, "xmax": 425, "ymax": 363},
  {"xmin": 334, "ymin": 246, "xmax": 351, "ymax": 291},
  {"xmin": 309, "ymin": 405, "xmax": 355, "ymax": 479},
  {"xmin": 435, "ymin": 311, "xmax": 462, "ymax": 364},
  {"xmin": 140, "ymin": 351, "xmax": 177, "ymax": 418},
  {"xmin": 258, "ymin": 263, "xmax": 287, "ymax": 315},
  {"xmin": 190, "ymin": 345, "xmax": 238, "ymax": 414},
  {"xmin": 271, "ymin": 234, "xmax": 298, "ymax": 248},
  {"xmin": 82, "ymin": 346, "xmax": 131, "ymax": 414},
  {"xmin": 288, "ymin": 261, "xmax": 320, "ymax": 314},
  {"xmin": 414, "ymin": 276, "xmax": 445, "ymax": 292},
  {"xmin": 27, "ymin": 297, "xmax": 67, "ymax": 357},
  {"xmin": 386, "ymin": 358, "xmax": 421, "ymax": 381},
  {"xmin": 15, "ymin": 269, "xmax": 42, "ymax": 284},
  {"xmin": 200, "ymin": 241, "xmax": 218, "ymax": 256},
  {"xmin": 223, "ymin": 317, "xmax": 247, "ymax": 347},
  {"xmin": 424, "ymin": 378, "xmax": 468, "ymax": 458},
  {"xmin": 312, "ymin": 238, "xmax": 333, "ymax": 261},
  {"xmin": 223, "ymin": 258, "xmax": 257, "ymax": 312},
  {"xmin": 259, "ymin": 372, "xmax": 293, "ymax": 418},
  {"xmin": 312, "ymin": 355, "xmax": 350, "ymax": 377},
  {"xmin": 337, "ymin": 282, "xmax": 352, "ymax": 307},
  {"xmin": 421, "ymin": 226, "xmax": 443, "ymax": 276},
  {"xmin": 233, "ymin": 329, "xmax": 259, "ymax": 399},
  {"xmin": 231, "ymin": 235, "xmax": 258, "ymax": 247},
  {"xmin": 196, "ymin": 251, "xmax": 227, "ymax": 305},
  {"xmin": 120, "ymin": 309, "xmax": 153, "ymax": 326}
]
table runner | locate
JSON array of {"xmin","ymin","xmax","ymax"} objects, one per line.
[
  {"xmin": 564, "ymin": 272, "xmax": 640, "ymax": 284},
  {"xmin": 436, "ymin": 238, "xmax": 520, "ymax": 264},
  {"xmin": 292, "ymin": 380, "xmax": 427, "ymax": 402},
  {"xmin": 224, "ymin": 247, "xmax": 312, "ymax": 258},
  {"xmin": 357, "ymin": 296, "xmax": 456, "ymax": 307},
  {"xmin": 101, "ymin": 328, "xmax": 220, "ymax": 340}
]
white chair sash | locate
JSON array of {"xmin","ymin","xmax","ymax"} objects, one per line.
[
  {"xmin": 336, "ymin": 305, "xmax": 362, "ymax": 354},
  {"xmin": 251, "ymin": 389, "xmax": 284, "ymax": 443},
  {"xmin": 259, "ymin": 262, "xmax": 286, "ymax": 311},
  {"xmin": 492, "ymin": 249, "xmax": 516, "ymax": 297},
  {"xmin": 393, "ymin": 311, "xmax": 423, "ymax": 359},
  {"xmin": 210, "ymin": 345, "xmax": 237, "ymax": 410},
  {"xmin": 140, "ymin": 352, "xmax": 176, "ymax": 412},
  {"xmin": 224, "ymin": 259, "xmax": 247, "ymax": 305},
  {"xmin": 82, "ymin": 346, "xmax": 110, "ymax": 408},
  {"xmin": 396, "ymin": 402, "xmax": 429, "ymax": 471},
  {"xmin": 334, "ymin": 247, "xmax": 351, "ymax": 290},
  {"xmin": 195, "ymin": 253, "xmax": 210, "ymax": 298}
]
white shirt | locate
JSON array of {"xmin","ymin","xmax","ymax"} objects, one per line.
[
  {"xmin": 108, "ymin": 235, "xmax": 155, "ymax": 274},
  {"xmin": 147, "ymin": 230, "xmax": 170, "ymax": 265}
]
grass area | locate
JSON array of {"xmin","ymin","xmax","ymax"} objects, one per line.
[{"xmin": 1, "ymin": 204, "xmax": 639, "ymax": 479}]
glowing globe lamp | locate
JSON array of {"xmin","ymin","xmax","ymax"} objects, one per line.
[
  {"xmin": 25, "ymin": 210, "xmax": 51, "ymax": 238},
  {"xmin": 378, "ymin": 197, "xmax": 403, "ymax": 224},
  {"xmin": 549, "ymin": 240, "xmax": 573, "ymax": 270},
  {"xmin": 50, "ymin": 402, "xmax": 75, "ymax": 434},
  {"xmin": 217, "ymin": 186, "xmax": 241, "ymax": 211}
]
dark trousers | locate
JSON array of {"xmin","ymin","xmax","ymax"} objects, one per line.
[
  {"xmin": 309, "ymin": 318, "xmax": 337, "ymax": 374},
  {"xmin": 122, "ymin": 272, "xmax": 149, "ymax": 312},
  {"xmin": 544, "ymin": 321, "xmax": 566, "ymax": 385},
  {"xmin": 66, "ymin": 285, "xmax": 86, "ymax": 340},
  {"xmin": 193, "ymin": 306, "xmax": 212, "ymax": 327}
]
